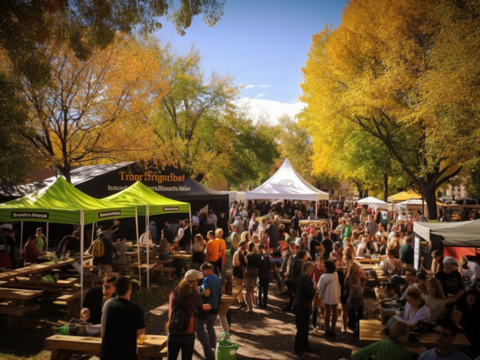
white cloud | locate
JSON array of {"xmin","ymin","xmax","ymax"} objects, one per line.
[
  {"xmin": 257, "ymin": 93, "xmax": 265, "ymax": 98},
  {"xmin": 258, "ymin": 84, "xmax": 271, "ymax": 88},
  {"xmin": 234, "ymin": 97, "xmax": 305, "ymax": 125},
  {"xmin": 241, "ymin": 84, "xmax": 255, "ymax": 89}
]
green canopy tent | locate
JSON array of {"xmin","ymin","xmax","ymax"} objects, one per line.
[
  {"xmin": 0, "ymin": 176, "xmax": 136, "ymax": 300},
  {"xmin": 103, "ymin": 181, "xmax": 191, "ymax": 289}
]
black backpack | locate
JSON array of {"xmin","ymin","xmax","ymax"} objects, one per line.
[{"xmin": 169, "ymin": 301, "xmax": 190, "ymax": 335}]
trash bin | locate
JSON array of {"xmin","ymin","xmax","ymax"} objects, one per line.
[{"xmin": 216, "ymin": 341, "xmax": 240, "ymax": 360}]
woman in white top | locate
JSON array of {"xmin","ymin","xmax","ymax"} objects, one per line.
[
  {"xmin": 421, "ymin": 277, "xmax": 446, "ymax": 322},
  {"xmin": 393, "ymin": 286, "xmax": 431, "ymax": 327},
  {"xmin": 318, "ymin": 259, "xmax": 341, "ymax": 336}
]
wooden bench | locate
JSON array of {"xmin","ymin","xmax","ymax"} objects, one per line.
[
  {"xmin": 53, "ymin": 290, "xmax": 84, "ymax": 315},
  {"xmin": 0, "ymin": 287, "xmax": 43, "ymax": 333}
]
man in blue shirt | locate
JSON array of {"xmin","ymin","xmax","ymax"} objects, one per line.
[
  {"xmin": 418, "ymin": 319, "xmax": 470, "ymax": 360},
  {"xmin": 196, "ymin": 262, "xmax": 221, "ymax": 360},
  {"xmin": 149, "ymin": 221, "xmax": 157, "ymax": 243}
]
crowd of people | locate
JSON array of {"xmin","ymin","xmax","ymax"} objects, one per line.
[
  {"xmin": 3, "ymin": 198, "xmax": 480, "ymax": 360},
  {"xmin": 162, "ymin": 200, "xmax": 480, "ymax": 359}
]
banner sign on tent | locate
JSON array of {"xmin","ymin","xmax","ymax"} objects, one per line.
[
  {"xmin": 11, "ymin": 211, "xmax": 49, "ymax": 219},
  {"xmin": 98, "ymin": 211, "xmax": 122, "ymax": 218},
  {"xmin": 163, "ymin": 207, "xmax": 179, "ymax": 212}
]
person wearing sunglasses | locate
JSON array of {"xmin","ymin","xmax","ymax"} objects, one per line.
[
  {"xmin": 418, "ymin": 319, "xmax": 470, "ymax": 360},
  {"xmin": 80, "ymin": 276, "xmax": 117, "ymax": 324}
]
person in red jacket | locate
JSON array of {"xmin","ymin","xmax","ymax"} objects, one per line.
[{"xmin": 23, "ymin": 235, "xmax": 38, "ymax": 265}]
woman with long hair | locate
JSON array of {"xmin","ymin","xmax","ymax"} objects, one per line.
[
  {"xmin": 245, "ymin": 242, "xmax": 260, "ymax": 312},
  {"xmin": 345, "ymin": 262, "xmax": 364, "ymax": 332},
  {"xmin": 391, "ymin": 286, "xmax": 430, "ymax": 327},
  {"xmin": 232, "ymin": 239, "xmax": 248, "ymax": 308},
  {"xmin": 23, "ymin": 235, "xmax": 38, "ymax": 266},
  {"xmin": 422, "ymin": 277, "xmax": 446, "ymax": 322},
  {"xmin": 318, "ymin": 259, "xmax": 341, "ymax": 336},
  {"xmin": 192, "ymin": 234, "xmax": 207, "ymax": 270},
  {"xmin": 167, "ymin": 270, "xmax": 211, "ymax": 360}
]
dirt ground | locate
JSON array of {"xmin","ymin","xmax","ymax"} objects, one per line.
[{"xmin": 146, "ymin": 283, "xmax": 377, "ymax": 360}]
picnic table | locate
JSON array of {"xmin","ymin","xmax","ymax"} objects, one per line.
[
  {"xmin": 359, "ymin": 319, "xmax": 471, "ymax": 354},
  {"xmin": 0, "ymin": 287, "xmax": 43, "ymax": 333},
  {"xmin": 0, "ymin": 277, "xmax": 79, "ymax": 292},
  {"xmin": 45, "ymin": 334, "xmax": 167, "ymax": 360},
  {"xmin": 0, "ymin": 258, "xmax": 77, "ymax": 282}
]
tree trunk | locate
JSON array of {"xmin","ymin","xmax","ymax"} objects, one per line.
[
  {"xmin": 420, "ymin": 183, "xmax": 438, "ymax": 220},
  {"xmin": 57, "ymin": 161, "xmax": 71, "ymax": 183},
  {"xmin": 383, "ymin": 173, "xmax": 388, "ymax": 202}
]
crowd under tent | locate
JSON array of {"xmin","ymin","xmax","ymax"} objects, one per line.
[
  {"xmin": 413, "ymin": 219, "xmax": 480, "ymax": 270},
  {"xmin": 103, "ymin": 181, "xmax": 191, "ymax": 289},
  {"xmin": 245, "ymin": 158, "xmax": 329, "ymax": 218},
  {"xmin": 0, "ymin": 176, "xmax": 137, "ymax": 300}
]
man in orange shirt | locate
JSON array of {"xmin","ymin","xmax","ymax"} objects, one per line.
[
  {"xmin": 216, "ymin": 229, "xmax": 226, "ymax": 271},
  {"xmin": 205, "ymin": 231, "xmax": 220, "ymax": 275}
]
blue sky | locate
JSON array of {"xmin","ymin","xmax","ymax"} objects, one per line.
[{"xmin": 157, "ymin": 0, "xmax": 348, "ymax": 122}]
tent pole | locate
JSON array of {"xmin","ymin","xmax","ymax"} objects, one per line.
[
  {"xmin": 146, "ymin": 206, "xmax": 150, "ymax": 291},
  {"xmin": 189, "ymin": 205, "xmax": 193, "ymax": 256},
  {"xmin": 80, "ymin": 211, "xmax": 84, "ymax": 303},
  {"xmin": 20, "ymin": 221, "xmax": 24, "ymax": 251},
  {"xmin": 315, "ymin": 200, "xmax": 318, "ymax": 220},
  {"xmin": 135, "ymin": 206, "xmax": 141, "ymax": 292},
  {"xmin": 46, "ymin": 222, "xmax": 49, "ymax": 251}
]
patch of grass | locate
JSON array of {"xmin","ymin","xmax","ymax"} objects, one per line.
[{"xmin": 0, "ymin": 279, "xmax": 178, "ymax": 360}]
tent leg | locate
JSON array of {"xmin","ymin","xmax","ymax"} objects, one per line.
[{"xmin": 135, "ymin": 206, "xmax": 141, "ymax": 292}]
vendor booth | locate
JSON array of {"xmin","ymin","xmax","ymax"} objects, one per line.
[
  {"xmin": 0, "ymin": 177, "xmax": 137, "ymax": 300},
  {"xmin": 413, "ymin": 219, "xmax": 480, "ymax": 270},
  {"xmin": 357, "ymin": 196, "xmax": 388, "ymax": 208},
  {"xmin": 103, "ymin": 181, "xmax": 191, "ymax": 288},
  {"xmin": 245, "ymin": 158, "xmax": 329, "ymax": 218}
]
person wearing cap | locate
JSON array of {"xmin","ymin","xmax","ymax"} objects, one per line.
[
  {"xmin": 435, "ymin": 256, "xmax": 465, "ymax": 306},
  {"xmin": 196, "ymin": 262, "xmax": 221, "ymax": 360},
  {"xmin": 167, "ymin": 269, "xmax": 210, "ymax": 360}
]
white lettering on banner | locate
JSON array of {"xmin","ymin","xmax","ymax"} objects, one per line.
[
  {"xmin": 98, "ymin": 211, "xmax": 121, "ymax": 218},
  {"xmin": 148, "ymin": 185, "xmax": 191, "ymax": 192},
  {"xmin": 163, "ymin": 207, "xmax": 179, "ymax": 211},
  {"xmin": 108, "ymin": 185, "xmax": 128, "ymax": 191},
  {"xmin": 11, "ymin": 212, "xmax": 49, "ymax": 219}
]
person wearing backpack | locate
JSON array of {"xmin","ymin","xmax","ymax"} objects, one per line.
[
  {"xmin": 92, "ymin": 232, "xmax": 119, "ymax": 276},
  {"xmin": 168, "ymin": 270, "xmax": 211, "ymax": 360}
]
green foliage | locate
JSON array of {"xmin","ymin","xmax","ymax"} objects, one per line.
[
  {"xmin": 300, "ymin": 0, "xmax": 480, "ymax": 218},
  {"xmin": 0, "ymin": 73, "xmax": 36, "ymax": 182},
  {"xmin": 0, "ymin": 0, "xmax": 224, "ymax": 87},
  {"xmin": 151, "ymin": 47, "xmax": 278, "ymax": 186}
]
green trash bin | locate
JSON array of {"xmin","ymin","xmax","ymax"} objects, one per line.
[{"xmin": 216, "ymin": 341, "xmax": 240, "ymax": 360}]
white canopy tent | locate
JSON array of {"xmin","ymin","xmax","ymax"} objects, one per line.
[
  {"xmin": 357, "ymin": 196, "xmax": 388, "ymax": 208},
  {"xmin": 245, "ymin": 158, "xmax": 329, "ymax": 217}
]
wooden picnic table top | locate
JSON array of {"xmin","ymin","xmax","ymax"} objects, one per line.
[
  {"xmin": 0, "ymin": 258, "xmax": 77, "ymax": 281},
  {"xmin": 45, "ymin": 334, "xmax": 167, "ymax": 359},
  {"xmin": 359, "ymin": 319, "xmax": 471, "ymax": 353},
  {"xmin": 356, "ymin": 257, "xmax": 381, "ymax": 264},
  {"xmin": 171, "ymin": 253, "xmax": 192, "ymax": 260},
  {"xmin": 0, "ymin": 277, "xmax": 80, "ymax": 292},
  {"xmin": 0, "ymin": 287, "xmax": 43, "ymax": 301}
]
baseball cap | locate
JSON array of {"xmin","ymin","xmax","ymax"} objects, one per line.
[
  {"xmin": 185, "ymin": 269, "xmax": 203, "ymax": 281},
  {"xmin": 443, "ymin": 256, "xmax": 457, "ymax": 265}
]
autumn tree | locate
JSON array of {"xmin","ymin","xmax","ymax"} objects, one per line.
[
  {"xmin": 151, "ymin": 47, "xmax": 278, "ymax": 186},
  {"xmin": 0, "ymin": 73, "xmax": 37, "ymax": 182},
  {"xmin": 0, "ymin": 0, "xmax": 224, "ymax": 87},
  {"xmin": 300, "ymin": 0, "xmax": 480, "ymax": 219},
  {"xmin": 4, "ymin": 36, "xmax": 168, "ymax": 182}
]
